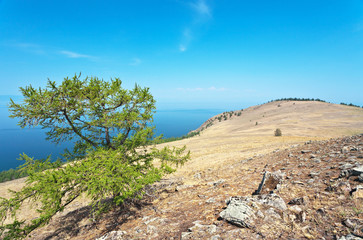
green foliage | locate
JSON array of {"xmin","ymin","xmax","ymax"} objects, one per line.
[
  {"xmin": 9, "ymin": 74, "xmax": 156, "ymax": 158},
  {"xmin": 269, "ymin": 97, "xmax": 327, "ymax": 103},
  {"xmin": 340, "ymin": 102, "xmax": 363, "ymax": 108},
  {"xmin": 1, "ymin": 74, "xmax": 190, "ymax": 239},
  {"xmin": 0, "ymin": 158, "xmax": 62, "ymax": 183},
  {"xmin": 206, "ymin": 121, "xmax": 214, "ymax": 128},
  {"xmin": 274, "ymin": 128, "xmax": 282, "ymax": 136}
]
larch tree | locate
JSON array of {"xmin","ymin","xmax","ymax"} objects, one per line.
[{"xmin": 0, "ymin": 74, "xmax": 190, "ymax": 239}]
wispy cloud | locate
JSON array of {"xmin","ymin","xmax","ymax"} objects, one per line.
[
  {"xmin": 177, "ymin": 86, "xmax": 226, "ymax": 92},
  {"xmin": 190, "ymin": 0, "xmax": 211, "ymax": 17},
  {"xmin": 6, "ymin": 42, "xmax": 45, "ymax": 55},
  {"xmin": 129, "ymin": 57, "xmax": 142, "ymax": 66},
  {"xmin": 3, "ymin": 41, "xmax": 98, "ymax": 60},
  {"xmin": 179, "ymin": 0, "xmax": 212, "ymax": 52},
  {"xmin": 179, "ymin": 28, "xmax": 192, "ymax": 52},
  {"xmin": 59, "ymin": 50, "xmax": 94, "ymax": 59}
]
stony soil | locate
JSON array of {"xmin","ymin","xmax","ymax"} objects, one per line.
[{"xmin": 25, "ymin": 134, "xmax": 363, "ymax": 240}]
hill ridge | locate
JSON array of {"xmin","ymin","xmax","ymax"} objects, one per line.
[{"xmin": 1, "ymin": 100, "xmax": 363, "ymax": 239}]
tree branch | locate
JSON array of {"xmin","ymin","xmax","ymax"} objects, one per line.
[{"xmin": 63, "ymin": 109, "xmax": 98, "ymax": 148}]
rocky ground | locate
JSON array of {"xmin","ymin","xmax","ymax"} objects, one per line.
[{"xmin": 25, "ymin": 134, "xmax": 363, "ymax": 240}]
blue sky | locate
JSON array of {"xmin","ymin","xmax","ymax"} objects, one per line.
[{"xmin": 0, "ymin": 0, "xmax": 362, "ymax": 110}]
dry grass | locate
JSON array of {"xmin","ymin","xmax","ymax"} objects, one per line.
[{"xmin": 0, "ymin": 100, "xmax": 362, "ymax": 239}]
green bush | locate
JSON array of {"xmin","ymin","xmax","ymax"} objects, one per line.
[{"xmin": 274, "ymin": 128, "xmax": 282, "ymax": 136}]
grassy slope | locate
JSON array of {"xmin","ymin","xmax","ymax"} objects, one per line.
[{"xmin": 0, "ymin": 100, "xmax": 362, "ymax": 235}]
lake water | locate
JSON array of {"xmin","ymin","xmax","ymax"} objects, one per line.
[{"xmin": 0, "ymin": 106, "xmax": 224, "ymax": 171}]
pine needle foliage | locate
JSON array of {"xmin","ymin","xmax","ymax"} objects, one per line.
[{"xmin": 1, "ymin": 74, "xmax": 190, "ymax": 239}]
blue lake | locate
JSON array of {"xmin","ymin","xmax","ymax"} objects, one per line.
[{"xmin": 0, "ymin": 106, "xmax": 224, "ymax": 171}]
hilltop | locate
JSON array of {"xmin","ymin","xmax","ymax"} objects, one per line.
[{"xmin": 1, "ymin": 100, "xmax": 363, "ymax": 239}]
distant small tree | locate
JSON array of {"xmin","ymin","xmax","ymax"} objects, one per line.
[
  {"xmin": 274, "ymin": 128, "xmax": 282, "ymax": 136},
  {"xmin": 1, "ymin": 74, "xmax": 190, "ymax": 239}
]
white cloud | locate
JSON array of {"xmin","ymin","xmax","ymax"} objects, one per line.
[
  {"xmin": 129, "ymin": 57, "xmax": 142, "ymax": 66},
  {"xmin": 179, "ymin": 0, "xmax": 212, "ymax": 52},
  {"xmin": 190, "ymin": 0, "xmax": 211, "ymax": 16},
  {"xmin": 179, "ymin": 28, "xmax": 192, "ymax": 52},
  {"xmin": 59, "ymin": 50, "xmax": 93, "ymax": 59}
]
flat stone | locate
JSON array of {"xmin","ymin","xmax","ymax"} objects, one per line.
[
  {"xmin": 219, "ymin": 197, "xmax": 256, "ymax": 228},
  {"xmin": 338, "ymin": 234, "xmax": 363, "ymax": 240},
  {"xmin": 352, "ymin": 166, "xmax": 363, "ymax": 176},
  {"xmin": 96, "ymin": 231, "xmax": 127, "ymax": 240},
  {"xmin": 255, "ymin": 193, "xmax": 287, "ymax": 211},
  {"xmin": 352, "ymin": 185, "xmax": 363, "ymax": 199}
]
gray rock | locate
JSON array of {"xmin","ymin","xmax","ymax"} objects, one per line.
[
  {"xmin": 307, "ymin": 179, "xmax": 315, "ymax": 184},
  {"xmin": 343, "ymin": 218, "xmax": 363, "ymax": 230},
  {"xmin": 339, "ymin": 163, "xmax": 354, "ymax": 170},
  {"xmin": 313, "ymin": 158, "xmax": 321, "ymax": 163},
  {"xmin": 194, "ymin": 172, "xmax": 202, "ymax": 179},
  {"xmin": 309, "ymin": 171, "xmax": 320, "ymax": 178},
  {"xmin": 219, "ymin": 197, "xmax": 256, "ymax": 228},
  {"xmin": 264, "ymin": 207, "xmax": 281, "ymax": 220},
  {"xmin": 147, "ymin": 225, "xmax": 157, "ymax": 234},
  {"xmin": 340, "ymin": 169, "xmax": 352, "ymax": 178},
  {"xmin": 337, "ymin": 181, "xmax": 351, "ymax": 193},
  {"xmin": 288, "ymin": 197, "xmax": 306, "ymax": 205},
  {"xmin": 253, "ymin": 170, "xmax": 285, "ymax": 195},
  {"xmin": 255, "ymin": 193, "xmax": 287, "ymax": 211},
  {"xmin": 96, "ymin": 231, "xmax": 127, "ymax": 240},
  {"xmin": 289, "ymin": 205, "xmax": 302, "ymax": 214},
  {"xmin": 188, "ymin": 222, "xmax": 217, "ymax": 234},
  {"xmin": 209, "ymin": 179, "xmax": 226, "ymax": 186},
  {"xmin": 342, "ymin": 146, "xmax": 350, "ymax": 153},
  {"xmin": 210, "ymin": 235, "xmax": 221, "ymax": 240},
  {"xmin": 351, "ymin": 185, "xmax": 363, "ymax": 199},
  {"xmin": 352, "ymin": 166, "xmax": 363, "ymax": 176},
  {"xmin": 181, "ymin": 232, "xmax": 192, "ymax": 239},
  {"xmin": 338, "ymin": 234, "xmax": 363, "ymax": 240},
  {"xmin": 358, "ymin": 174, "xmax": 363, "ymax": 183}
]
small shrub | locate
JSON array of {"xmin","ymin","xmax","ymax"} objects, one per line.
[{"xmin": 274, "ymin": 128, "xmax": 282, "ymax": 136}]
